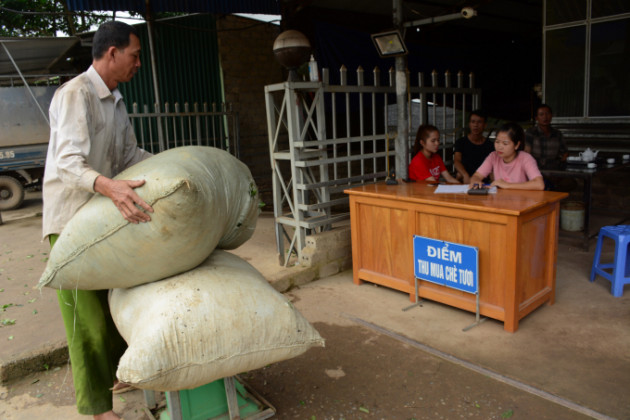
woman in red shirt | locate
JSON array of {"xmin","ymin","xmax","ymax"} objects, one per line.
[{"xmin": 408, "ymin": 124, "xmax": 459, "ymax": 183}]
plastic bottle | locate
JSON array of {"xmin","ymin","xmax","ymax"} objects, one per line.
[{"xmin": 308, "ymin": 54, "xmax": 319, "ymax": 82}]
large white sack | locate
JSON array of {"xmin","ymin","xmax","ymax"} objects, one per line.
[
  {"xmin": 38, "ymin": 146, "xmax": 260, "ymax": 290},
  {"xmin": 110, "ymin": 250, "xmax": 325, "ymax": 391}
]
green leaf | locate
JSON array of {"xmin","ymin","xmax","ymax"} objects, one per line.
[
  {"xmin": 33, "ymin": 309, "xmax": 38, "ymax": 314},
  {"xmin": 359, "ymin": 406, "xmax": 370, "ymax": 413},
  {"xmin": 118, "ymin": 396, "xmax": 126, "ymax": 402},
  {"xmin": 8, "ymin": 335, "xmax": 13, "ymax": 340},
  {"xmin": 1, "ymin": 318, "xmax": 16, "ymax": 325},
  {"xmin": 28, "ymin": 298, "xmax": 37, "ymax": 303},
  {"xmin": 26, "ymin": 255, "xmax": 34, "ymax": 259},
  {"xmin": 36, "ymin": 393, "xmax": 43, "ymax": 398},
  {"xmin": 249, "ymin": 182, "xmax": 258, "ymax": 197},
  {"xmin": 501, "ymin": 409, "xmax": 514, "ymax": 418}
]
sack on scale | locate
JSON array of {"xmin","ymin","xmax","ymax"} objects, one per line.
[{"xmin": 110, "ymin": 250, "xmax": 325, "ymax": 391}]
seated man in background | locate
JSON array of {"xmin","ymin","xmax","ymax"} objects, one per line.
[
  {"xmin": 524, "ymin": 104, "xmax": 568, "ymax": 169},
  {"xmin": 454, "ymin": 110, "xmax": 494, "ymax": 183}
]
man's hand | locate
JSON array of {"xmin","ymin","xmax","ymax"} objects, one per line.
[{"xmin": 94, "ymin": 176, "xmax": 153, "ymax": 224}]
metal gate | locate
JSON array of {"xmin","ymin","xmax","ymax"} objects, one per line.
[{"xmin": 265, "ymin": 66, "xmax": 480, "ymax": 265}]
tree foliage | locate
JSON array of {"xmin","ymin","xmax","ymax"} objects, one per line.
[{"xmin": 0, "ymin": 0, "xmax": 114, "ymax": 37}]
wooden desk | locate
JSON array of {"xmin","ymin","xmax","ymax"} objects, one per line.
[{"xmin": 345, "ymin": 182, "xmax": 568, "ymax": 332}]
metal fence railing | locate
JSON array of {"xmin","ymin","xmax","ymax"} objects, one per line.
[
  {"xmin": 265, "ymin": 66, "xmax": 480, "ymax": 265},
  {"xmin": 129, "ymin": 102, "xmax": 239, "ymax": 157}
]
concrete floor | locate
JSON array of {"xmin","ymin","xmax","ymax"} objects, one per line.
[{"xmin": 0, "ymin": 192, "xmax": 629, "ymax": 419}]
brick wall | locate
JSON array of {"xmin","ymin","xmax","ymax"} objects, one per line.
[{"xmin": 216, "ymin": 16, "xmax": 284, "ymax": 207}]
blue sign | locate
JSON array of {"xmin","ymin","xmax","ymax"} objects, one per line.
[{"xmin": 413, "ymin": 235, "xmax": 479, "ymax": 294}]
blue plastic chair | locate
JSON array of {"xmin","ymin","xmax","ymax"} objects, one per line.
[{"xmin": 590, "ymin": 225, "xmax": 630, "ymax": 297}]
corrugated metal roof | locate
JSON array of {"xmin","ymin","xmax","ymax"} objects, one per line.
[
  {"xmin": 66, "ymin": 0, "xmax": 280, "ymax": 14},
  {"xmin": 117, "ymin": 14, "xmax": 223, "ymax": 109},
  {"xmin": 0, "ymin": 38, "xmax": 79, "ymax": 75}
]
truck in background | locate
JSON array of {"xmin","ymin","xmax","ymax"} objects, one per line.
[
  {"xmin": 0, "ymin": 37, "xmax": 83, "ymax": 210},
  {"xmin": 0, "ymin": 84, "xmax": 56, "ymax": 210}
]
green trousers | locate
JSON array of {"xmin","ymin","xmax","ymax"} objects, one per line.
[{"xmin": 51, "ymin": 234, "xmax": 127, "ymax": 415}]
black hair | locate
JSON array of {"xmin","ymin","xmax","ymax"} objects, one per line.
[
  {"xmin": 469, "ymin": 109, "xmax": 487, "ymax": 122},
  {"xmin": 412, "ymin": 124, "xmax": 439, "ymax": 157},
  {"xmin": 92, "ymin": 21, "xmax": 139, "ymax": 60},
  {"xmin": 536, "ymin": 104, "xmax": 552, "ymax": 115},
  {"xmin": 496, "ymin": 122, "xmax": 524, "ymax": 151}
]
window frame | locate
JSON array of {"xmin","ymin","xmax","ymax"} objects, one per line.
[{"xmin": 543, "ymin": 0, "xmax": 630, "ymax": 122}]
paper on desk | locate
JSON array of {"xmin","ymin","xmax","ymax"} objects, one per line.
[{"xmin": 434, "ymin": 185, "xmax": 497, "ymax": 194}]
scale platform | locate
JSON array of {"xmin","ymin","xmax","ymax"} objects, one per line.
[{"xmin": 159, "ymin": 376, "xmax": 275, "ymax": 420}]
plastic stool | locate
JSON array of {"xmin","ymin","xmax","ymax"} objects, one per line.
[{"xmin": 590, "ymin": 225, "xmax": 630, "ymax": 297}]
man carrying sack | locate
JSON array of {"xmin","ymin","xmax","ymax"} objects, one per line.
[{"xmin": 42, "ymin": 21, "xmax": 153, "ymax": 420}]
